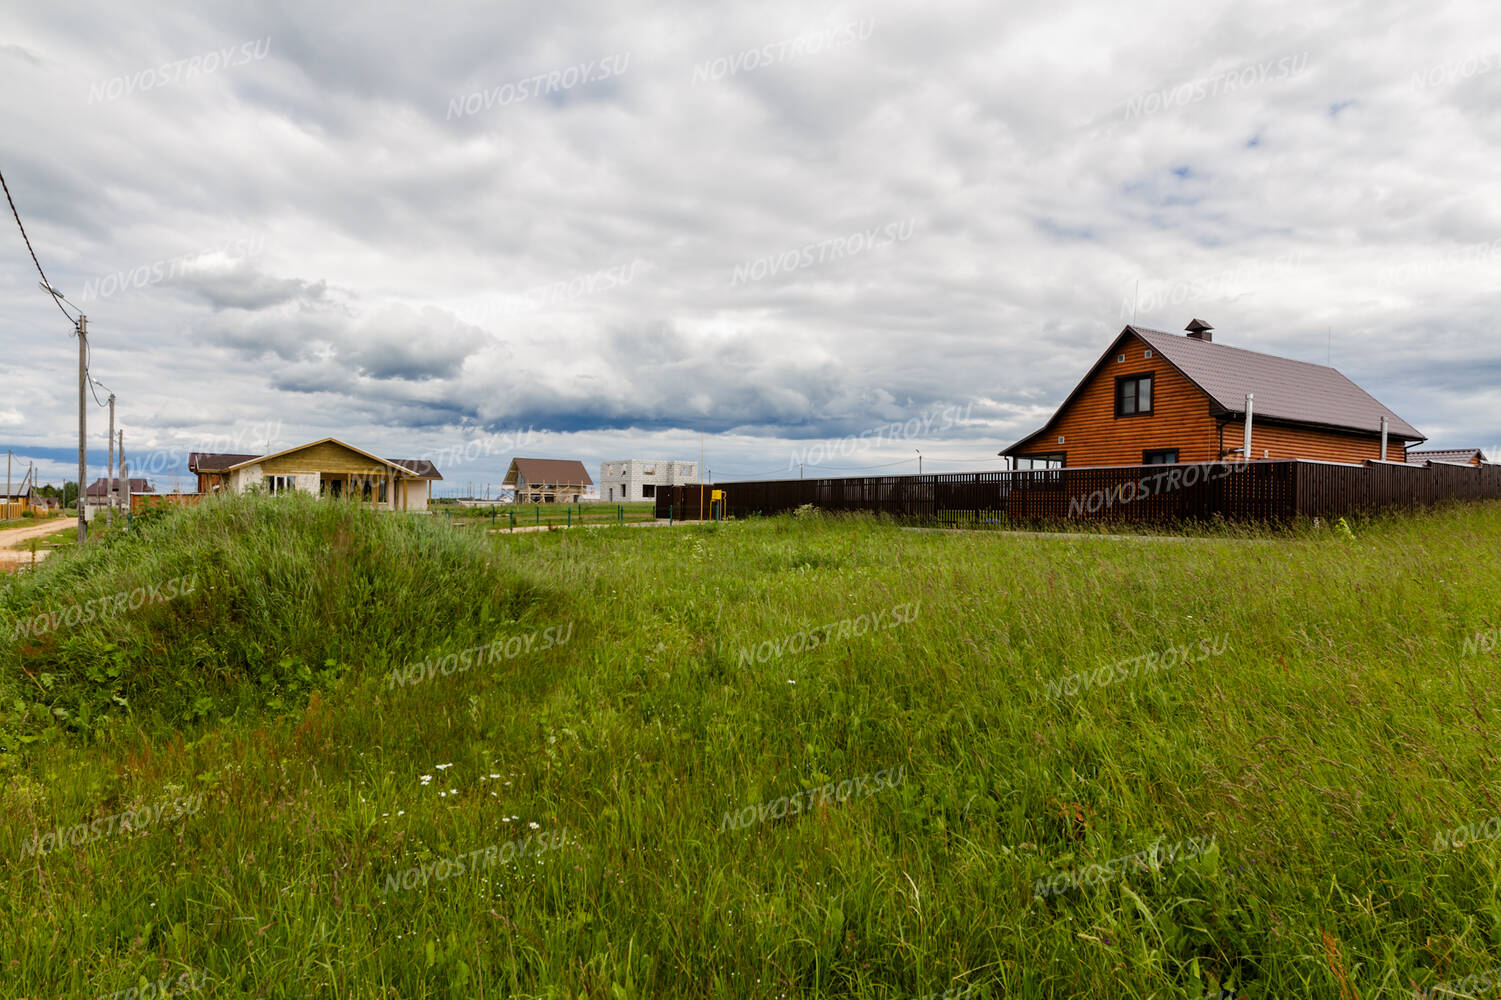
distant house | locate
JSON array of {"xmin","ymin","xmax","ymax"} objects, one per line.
[
  {"xmin": 83, "ymin": 477, "xmax": 152, "ymax": 520},
  {"xmin": 503, "ymin": 458, "xmax": 592, "ymax": 503},
  {"xmin": 1, "ymin": 488, "xmax": 37, "ymax": 517},
  {"xmin": 599, "ymin": 459, "xmax": 698, "ymax": 502},
  {"xmin": 1407, "ymin": 448, "xmax": 1489, "ymax": 467},
  {"xmin": 188, "ymin": 438, "xmax": 443, "ymax": 511},
  {"xmin": 1001, "ymin": 320, "xmax": 1424, "ymax": 468}
]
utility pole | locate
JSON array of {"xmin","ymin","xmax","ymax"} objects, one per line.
[
  {"xmin": 119, "ymin": 430, "xmax": 127, "ymax": 523},
  {"xmin": 915, "ymin": 449, "xmax": 922, "ymax": 476},
  {"xmin": 106, "ymin": 393, "xmax": 116, "ymax": 526},
  {"xmin": 5, "ymin": 449, "xmax": 10, "ymax": 520},
  {"xmin": 77, "ymin": 314, "xmax": 87, "ymax": 544}
]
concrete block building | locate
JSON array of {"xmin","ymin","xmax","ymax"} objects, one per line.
[{"xmin": 599, "ymin": 459, "xmax": 698, "ymax": 502}]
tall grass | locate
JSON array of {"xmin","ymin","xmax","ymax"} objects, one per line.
[{"xmin": 2, "ymin": 496, "xmax": 1499, "ymax": 998}]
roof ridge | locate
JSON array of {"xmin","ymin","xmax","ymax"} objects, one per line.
[{"xmin": 1131, "ymin": 325, "xmax": 1347, "ymax": 376}]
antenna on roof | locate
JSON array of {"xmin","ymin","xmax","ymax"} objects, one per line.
[
  {"xmin": 1132, "ymin": 280, "xmax": 1138, "ymax": 324},
  {"xmin": 1327, "ymin": 327, "xmax": 1332, "ymax": 366}
]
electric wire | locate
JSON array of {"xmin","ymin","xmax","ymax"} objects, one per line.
[{"xmin": 0, "ymin": 164, "xmax": 75, "ymax": 326}]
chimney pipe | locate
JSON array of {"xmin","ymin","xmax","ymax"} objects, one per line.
[
  {"xmin": 1380, "ymin": 415, "xmax": 1388, "ymax": 462},
  {"xmin": 1243, "ymin": 393, "xmax": 1254, "ymax": 463},
  {"xmin": 1185, "ymin": 318, "xmax": 1214, "ymax": 342}
]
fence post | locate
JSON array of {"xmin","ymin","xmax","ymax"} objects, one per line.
[
  {"xmin": 669, "ymin": 504, "xmax": 673, "ymax": 525},
  {"xmin": 535, "ymin": 506, "xmax": 539, "ymax": 525},
  {"xmin": 509, "ymin": 508, "xmax": 514, "ymax": 531},
  {"xmin": 567, "ymin": 507, "xmax": 571, "ymax": 527}
]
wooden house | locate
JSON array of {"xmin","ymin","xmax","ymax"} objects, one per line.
[
  {"xmin": 188, "ymin": 438, "xmax": 442, "ymax": 511},
  {"xmin": 1001, "ymin": 320, "xmax": 1424, "ymax": 468},
  {"xmin": 503, "ymin": 458, "xmax": 593, "ymax": 503}
]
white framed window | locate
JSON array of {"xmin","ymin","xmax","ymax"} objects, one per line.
[{"xmin": 265, "ymin": 475, "xmax": 296, "ymax": 496}]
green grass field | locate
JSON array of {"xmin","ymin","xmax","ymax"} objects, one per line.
[
  {"xmin": 436, "ymin": 501, "xmax": 658, "ymax": 529},
  {"xmin": 2, "ymin": 494, "xmax": 1500, "ymax": 998}
]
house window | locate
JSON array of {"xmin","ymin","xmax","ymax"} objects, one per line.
[
  {"xmin": 265, "ymin": 475, "xmax": 296, "ymax": 495},
  {"xmin": 1018, "ymin": 453, "xmax": 1065, "ymax": 470},
  {"xmin": 1116, "ymin": 373, "xmax": 1154, "ymax": 417},
  {"xmin": 1142, "ymin": 449, "xmax": 1179, "ymax": 465},
  {"xmin": 641, "ymin": 484, "xmax": 656, "ymax": 498}
]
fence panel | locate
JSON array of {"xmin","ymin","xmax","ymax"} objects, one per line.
[{"xmin": 658, "ymin": 461, "xmax": 1501, "ymax": 524}]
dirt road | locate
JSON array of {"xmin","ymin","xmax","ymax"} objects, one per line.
[{"xmin": 0, "ymin": 518, "xmax": 76, "ymax": 569}]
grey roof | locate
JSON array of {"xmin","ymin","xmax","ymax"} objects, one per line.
[
  {"xmin": 188, "ymin": 452, "xmax": 259, "ymax": 473},
  {"xmin": 1127, "ymin": 326, "xmax": 1424, "ymax": 439},
  {"xmin": 1409, "ymin": 448, "xmax": 1488, "ymax": 464},
  {"xmin": 389, "ymin": 459, "xmax": 443, "ymax": 480}
]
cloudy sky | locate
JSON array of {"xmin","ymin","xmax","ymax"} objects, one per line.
[{"xmin": 1, "ymin": 0, "xmax": 1497, "ymax": 493}]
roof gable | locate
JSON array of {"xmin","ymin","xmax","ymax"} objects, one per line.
[
  {"xmin": 1003, "ymin": 327, "xmax": 1210, "ymax": 454},
  {"xmin": 223, "ymin": 438, "xmax": 415, "ymax": 476}
]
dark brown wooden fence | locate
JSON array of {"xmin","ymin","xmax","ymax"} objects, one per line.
[{"xmin": 657, "ymin": 460, "xmax": 1501, "ymax": 524}]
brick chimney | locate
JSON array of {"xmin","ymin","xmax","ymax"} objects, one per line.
[{"xmin": 1185, "ymin": 318, "xmax": 1213, "ymax": 341}]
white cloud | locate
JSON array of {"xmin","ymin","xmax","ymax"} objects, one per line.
[{"xmin": 0, "ymin": 0, "xmax": 1495, "ymax": 490}]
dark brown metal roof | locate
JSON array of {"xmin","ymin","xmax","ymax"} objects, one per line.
[
  {"xmin": 85, "ymin": 477, "xmax": 151, "ymax": 496},
  {"xmin": 503, "ymin": 458, "xmax": 593, "ymax": 486},
  {"xmin": 188, "ymin": 452, "xmax": 258, "ymax": 473},
  {"xmin": 389, "ymin": 459, "xmax": 443, "ymax": 480}
]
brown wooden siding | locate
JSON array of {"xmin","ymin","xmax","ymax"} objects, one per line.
[
  {"xmin": 1014, "ymin": 334, "xmax": 1220, "ymax": 466},
  {"xmin": 1218, "ymin": 419, "xmax": 1407, "ymax": 464},
  {"xmin": 197, "ymin": 472, "xmax": 230, "ymax": 494},
  {"xmin": 258, "ymin": 441, "xmax": 397, "ymax": 477}
]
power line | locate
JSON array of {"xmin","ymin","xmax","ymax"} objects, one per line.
[{"xmin": 0, "ymin": 165, "xmax": 74, "ymax": 326}]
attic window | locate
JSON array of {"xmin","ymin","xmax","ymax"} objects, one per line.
[
  {"xmin": 1117, "ymin": 353, "xmax": 1126, "ymax": 363},
  {"xmin": 1144, "ymin": 349, "xmax": 1153, "ymax": 359},
  {"xmin": 1057, "ymin": 435, "xmax": 1066, "ymax": 444}
]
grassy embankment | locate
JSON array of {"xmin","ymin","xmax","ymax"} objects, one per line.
[{"xmin": 2, "ymin": 494, "xmax": 1500, "ymax": 998}]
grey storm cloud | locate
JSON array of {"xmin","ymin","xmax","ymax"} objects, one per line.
[
  {"xmin": 0, "ymin": 0, "xmax": 1496, "ymax": 488},
  {"xmin": 178, "ymin": 261, "xmax": 327, "ymax": 312}
]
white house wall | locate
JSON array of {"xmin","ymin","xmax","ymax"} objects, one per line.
[{"xmin": 599, "ymin": 460, "xmax": 698, "ymax": 502}]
